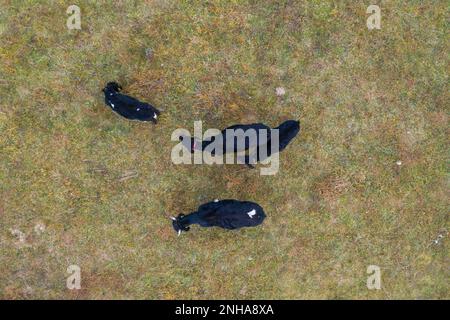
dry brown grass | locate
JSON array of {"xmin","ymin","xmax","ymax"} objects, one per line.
[{"xmin": 0, "ymin": 1, "xmax": 448, "ymax": 299}]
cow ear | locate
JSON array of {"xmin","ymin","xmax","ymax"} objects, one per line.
[{"xmin": 177, "ymin": 230, "xmax": 182, "ymax": 236}]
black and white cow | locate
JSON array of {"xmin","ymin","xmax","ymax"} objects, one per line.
[
  {"xmin": 102, "ymin": 82, "xmax": 160, "ymax": 123},
  {"xmin": 171, "ymin": 199, "xmax": 266, "ymax": 235}
]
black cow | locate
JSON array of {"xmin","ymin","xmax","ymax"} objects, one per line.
[
  {"xmin": 179, "ymin": 120, "xmax": 300, "ymax": 167},
  {"xmin": 102, "ymin": 82, "xmax": 161, "ymax": 123},
  {"xmin": 243, "ymin": 120, "xmax": 300, "ymax": 165},
  {"xmin": 171, "ymin": 199, "xmax": 266, "ymax": 235}
]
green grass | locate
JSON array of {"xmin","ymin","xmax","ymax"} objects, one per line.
[{"xmin": 0, "ymin": 0, "xmax": 448, "ymax": 299}]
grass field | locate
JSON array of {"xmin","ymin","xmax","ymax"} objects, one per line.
[{"xmin": 0, "ymin": 0, "xmax": 448, "ymax": 299}]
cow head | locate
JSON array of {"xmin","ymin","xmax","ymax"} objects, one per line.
[
  {"xmin": 179, "ymin": 135, "xmax": 201, "ymax": 153},
  {"xmin": 171, "ymin": 214, "xmax": 190, "ymax": 236}
]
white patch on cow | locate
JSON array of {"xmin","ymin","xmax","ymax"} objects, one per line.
[
  {"xmin": 177, "ymin": 230, "xmax": 181, "ymax": 236},
  {"xmin": 214, "ymin": 199, "xmax": 219, "ymax": 202},
  {"xmin": 153, "ymin": 113, "xmax": 157, "ymax": 119},
  {"xmin": 247, "ymin": 209, "xmax": 256, "ymax": 218},
  {"xmin": 110, "ymin": 103, "xmax": 115, "ymax": 108},
  {"xmin": 109, "ymin": 93, "xmax": 113, "ymax": 96},
  {"xmin": 137, "ymin": 108, "xmax": 140, "ymax": 111}
]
